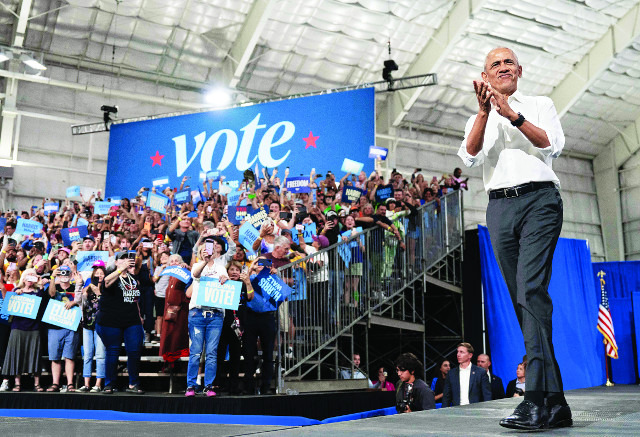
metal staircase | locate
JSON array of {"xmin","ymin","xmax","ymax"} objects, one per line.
[{"xmin": 275, "ymin": 189, "xmax": 464, "ymax": 393}]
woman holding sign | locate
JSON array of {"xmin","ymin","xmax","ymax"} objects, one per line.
[
  {"xmin": 2, "ymin": 269, "xmax": 48, "ymax": 392},
  {"xmin": 186, "ymin": 234, "xmax": 235, "ymax": 397},
  {"xmin": 96, "ymin": 250, "xmax": 145, "ymax": 394}
]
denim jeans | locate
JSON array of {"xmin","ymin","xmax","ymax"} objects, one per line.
[
  {"xmin": 187, "ymin": 308, "xmax": 224, "ymax": 388},
  {"xmin": 82, "ymin": 328, "xmax": 106, "ymax": 379},
  {"xmin": 96, "ymin": 323, "xmax": 144, "ymax": 387}
]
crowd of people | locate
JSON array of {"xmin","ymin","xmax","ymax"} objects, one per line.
[{"xmin": 0, "ymin": 165, "xmax": 466, "ymax": 396}]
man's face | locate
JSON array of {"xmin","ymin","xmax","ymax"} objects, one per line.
[
  {"xmin": 4, "ymin": 226, "xmax": 14, "ymax": 236},
  {"xmin": 476, "ymin": 355, "xmax": 490, "ymax": 370},
  {"xmin": 457, "ymin": 346, "xmax": 472, "ymax": 365},
  {"xmin": 377, "ymin": 205, "xmax": 387, "ymax": 216},
  {"xmin": 481, "ymin": 47, "xmax": 522, "ymax": 96},
  {"xmin": 358, "ymin": 171, "xmax": 366, "ymax": 182},
  {"xmin": 270, "ymin": 202, "xmax": 280, "ymax": 214},
  {"xmin": 82, "ymin": 239, "xmax": 94, "ymax": 251},
  {"xmin": 273, "ymin": 242, "xmax": 290, "ymax": 259},
  {"xmin": 120, "ymin": 239, "xmax": 130, "ymax": 249},
  {"xmin": 397, "ymin": 368, "xmax": 413, "ymax": 383},
  {"xmin": 353, "ymin": 354, "xmax": 361, "ymax": 367}
]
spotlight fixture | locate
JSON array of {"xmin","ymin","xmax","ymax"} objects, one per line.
[
  {"xmin": 20, "ymin": 53, "xmax": 46, "ymax": 70},
  {"xmin": 382, "ymin": 59, "xmax": 398, "ymax": 82},
  {"xmin": 101, "ymin": 105, "xmax": 118, "ymax": 131}
]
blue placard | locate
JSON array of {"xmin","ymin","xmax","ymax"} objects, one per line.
[
  {"xmin": 194, "ymin": 277, "xmax": 242, "ymax": 310},
  {"xmin": 338, "ymin": 241, "xmax": 352, "ymax": 268},
  {"xmin": 146, "ymin": 192, "xmax": 170, "ymax": 214},
  {"xmin": 174, "ymin": 190, "xmax": 190, "ymax": 205},
  {"xmin": 369, "ymin": 145, "xmax": 388, "ymax": 160},
  {"xmin": 342, "ymin": 186, "xmax": 364, "ymax": 203},
  {"xmin": 0, "ymin": 217, "xmax": 6, "ymax": 233},
  {"xmin": 60, "ymin": 225, "xmax": 89, "ymax": 246},
  {"xmin": 93, "ymin": 201, "xmax": 112, "ymax": 215},
  {"xmin": 291, "ymin": 222, "xmax": 317, "ymax": 244},
  {"xmin": 286, "ymin": 177, "xmax": 310, "ymax": 193},
  {"xmin": 227, "ymin": 189, "xmax": 243, "ymax": 206},
  {"xmin": 247, "ymin": 270, "xmax": 292, "ymax": 313},
  {"xmin": 374, "ymin": 184, "xmax": 394, "ymax": 203},
  {"xmin": 246, "ymin": 205, "xmax": 270, "ymax": 230},
  {"xmin": 109, "ymin": 196, "xmax": 121, "ymax": 205},
  {"xmin": 44, "ymin": 202, "xmax": 59, "ymax": 215},
  {"xmin": 238, "ymin": 222, "xmax": 260, "ymax": 255},
  {"xmin": 191, "ymin": 189, "xmax": 203, "ymax": 205},
  {"xmin": 76, "ymin": 251, "xmax": 109, "ymax": 272},
  {"xmin": 228, "ymin": 206, "xmax": 248, "ymax": 225},
  {"xmin": 160, "ymin": 266, "xmax": 192, "ymax": 286},
  {"xmin": 42, "ymin": 300, "xmax": 81, "ymax": 331},
  {"xmin": 0, "ymin": 292, "xmax": 42, "ymax": 319},
  {"xmin": 206, "ymin": 171, "xmax": 219, "ymax": 181},
  {"xmin": 187, "ymin": 211, "xmax": 198, "ymax": 218},
  {"xmin": 152, "ymin": 176, "xmax": 170, "ymax": 188},
  {"xmin": 0, "ymin": 298, "xmax": 11, "ymax": 325},
  {"xmin": 66, "ymin": 186, "xmax": 81, "ymax": 198},
  {"xmin": 342, "ymin": 227, "xmax": 364, "ymax": 248},
  {"xmin": 16, "ymin": 218, "xmax": 43, "ymax": 236},
  {"xmin": 105, "ymin": 88, "xmax": 375, "ymax": 198},
  {"xmin": 73, "ymin": 215, "xmax": 89, "ymax": 227},
  {"xmin": 341, "ymin": 158, "xmax": 364, "ymax": 175}
]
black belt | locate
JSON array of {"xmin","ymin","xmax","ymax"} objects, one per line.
[{"xmin": 489, "ymin": 181, "xmax": 556, "ymax": 200}]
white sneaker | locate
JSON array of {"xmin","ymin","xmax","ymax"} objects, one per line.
[
  {"xmin": 0, "ymin": 380, "xmax": 9, "ymax": 391},
  {"xmin": 59, "ymin": 385, "xmax": 68, "ymax": 393},
  {"xmin": 90, "ymin": 386, "xmax": 102, "ymax": 393}
]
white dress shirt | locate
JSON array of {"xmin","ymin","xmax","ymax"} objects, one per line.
[
  {"xmin": 458, "ymin": 90, "xmax": 565, "ymax": 192},
  {"xmin": 459, "ymin": 364, "xmax": 472, "ymax": 405}
]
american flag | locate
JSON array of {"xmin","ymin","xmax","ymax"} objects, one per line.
[{"xmin": 596, "ymin": 270, "xmax": 618, "ymax": 359}]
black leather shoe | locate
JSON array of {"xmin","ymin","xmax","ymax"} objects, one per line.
[
  {"xmin": 499, "ymin": 400, "xmax": 549, "ymax": 430},
  {"xmin": 548, "ymin": 404, "xmax": 573, "ymax": 428}
]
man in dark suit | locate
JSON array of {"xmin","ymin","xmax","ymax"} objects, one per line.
[
  {"xmin": 442, "ymin": 343, "xmax": 492, "ymax": 407},
  {"xmin": 477, "ymin": 353, "xmax": 505, "ymax": 400}
]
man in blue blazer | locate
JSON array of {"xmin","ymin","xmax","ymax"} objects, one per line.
[{"xmin": 442, "ymin": 343, "xmax": 492, "ymax": 407}]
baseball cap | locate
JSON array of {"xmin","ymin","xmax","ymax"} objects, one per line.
[
  {"xmin": 83, "ymin": 235, "xmax": 95, "ymax": 241},
  {"xmin": 325, "ymin": 210, "xmax": 338, "ymax": 220},
  {"xmin": 92, "ymin": 260, "xmax": 106, "ymax": 268}
]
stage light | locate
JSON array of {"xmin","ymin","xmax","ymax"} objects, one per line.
[
  {"xmin": 0, "ymin": 50, "xmax": 13, "ymax": 63},
  {"xmin": 382, "ymin": 59, "xmax": 398, "ymax": 82},
  {"xmin": 20, "ymin": 53, "xmax": 46, "ymax": 70},
  {"xmin": 205, "ymin": 88, "xmax": 232, "ymax": 107}
]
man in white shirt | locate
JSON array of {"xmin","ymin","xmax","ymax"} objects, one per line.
[
  {"xmin": 458, "ymin": 47, "xmax": 571, "ymax": 430},
  {"xmin": 340, "ymin": 353, "xmax": 374, "ymax": 388},
  {"xmin": 442, "ymin": 343, "xmax": 491, "ymax": 407}
]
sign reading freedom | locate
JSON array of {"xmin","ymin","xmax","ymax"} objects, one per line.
[{"xmin": 105, "ymin": 88, "xmax": 375, "ymax": 198}]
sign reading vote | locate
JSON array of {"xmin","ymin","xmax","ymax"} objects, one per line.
[
  {"xmin": 342, "ymin": 186, "xmax": 364, "ymax": 203},
  {"xmin": 42, "ymin": 300, "xmax": 81, "ymax": 331},
  {"xmin": 194, "ymin": 277, "xmax": 242, "ymax": 310},
  {"xmin": 105, "ymin": 88, "xmax": 374, "ymax": 198},
  {"xmin": 248, "ymin": 270, "xmax": 292, "ymax": 313},
  {"xmin": 76, "ymin": 251, "xmax": 109, "ymax": 272},
  {"xmin": 146, "ymin": 192, "xmax": 169, "ymax": 214},
  {"xmin": 0, "ymin": 292, "xmax": 42, "ymax": 319},
  {"xmin": 286, "ymin": 177, "xmax": 310, "ymax": 194},
  {"xmin": 16, "ymin": 218, "xmax": 44, "ymax": 236},
  {"xmin": 61, "ymin": 225, "xmax": 89, "ymax": 246}
]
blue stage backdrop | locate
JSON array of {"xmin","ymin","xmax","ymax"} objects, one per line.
[
  {"xmin": 105, "ymin": 88, "xmax": 375, "ymax": 198},
  {"xmin": 592, "ymin": 261, "xmax": 640, "ymax": 384},
  {"xmin": 479, "ymin": 226, "xmax": 605, "ymax": 391}
]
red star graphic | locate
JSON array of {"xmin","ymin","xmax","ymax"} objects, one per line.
[
  {"xmin": 303, "ymin": 131, "xmax": 319, "ymax": 149},
  {"xmin": 150, "ymin": 151, "xmax": 165, "ymax": 167}
]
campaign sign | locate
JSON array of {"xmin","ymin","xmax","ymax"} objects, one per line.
[
  {"xmin": 42, "ymin": 300, "xmax": 81, "ymax": 331},
  {"xmin": 187, "ymin": 211, "xmax": 198, "ymax": 218},
  {"xmin": 109, "ymin": 196, "xmax": 121, "ymax": 205},
  {"xmin": 247, "ymin": 270, "xmax": 292, "ymax": 313},
  {"xmin": 191, "ymin": 189, "xmax": 203, "ymax": 204},
  {"xmin": 228, "ymin": 206, "xmax": 248, "ymax": 225},
  {"xmin": 374, "ymin": 184, "xmax": 394, "ymax": 203},
  {"xmin": 93, "ymin": 201, "xmax": 112, "ymax": 215},
  {"xmin": 174, "ymin": 190, "xmax": 190, "ymax": 205},
  {"xmin": 194, "ymin": 277, "xmax": 242, "ymax": 311},
  {"xmin": 238, "ymin": 222, "xmax": 260, "ymax": 255},
  {"xmin": 160, "ymin": 266, "xmax": 193, "ymax": 286},
  {"xmin": 61, "ymin": 225, "xmax": 89, "ymax": 246},
  {"xmin": 369, "ymin": 145, "xmax": 388, "ymax": 160},
  {"xmin": 246, "ymin": 205, "xmax": 270, "ymax": 230},
  {"xmin": 44, "ymin": 202, "xmax": 59, "ymax": 215},
  {"xmin": 342, "ymin": 227, "xmax": 364, "ymax": 248},
  {"xmin": 66, "ymin": 186, "xmax": 81, "ymax": 198},
  {"xmin": 16, "ymin": 218, "xmax": 43, "ymax": 236},
  {"xmin": 286, "ymin": 177, "xmax": 310, "ymax": 194},
  {"xmin": 0, "ymin": 292, "xmax": 42, "ymax": 319},
  {"xmin": 105, "ymin": 88, "xmax": 374, "ymax": 198},
  {"xmin": 0, "ymin": 217, "xmax": 7, "ymax": 233},
  {"xmin": 342, "ymin": 186, "xmax": 364, "ymax": 203},
  {"xmin": 73, "ymin": 215, "xmax": 89, "ymax": 227},
  {"xmin": 76, "ymin": 251, "xmax": 109, "ymax": 272},
  {"xmin": 146, "ymin": 192, "xmax": 169, "ymax": 214},
  {"xmin": 227, "ymin": 189, "xmax": 243, "ymax": 206},
  {"xmin": 152, "ymin": 176, "xmax": 170, "ymax": 188},
  {"xmin": 341, "ymin": 158, "xmax": 364, "ymax": 175},
  {"xmin": 291, "ymin": 222, "xmax": 317, "ymax": 244},
  {"xmin": 338, "ymin": 241, "xmax": 352, "ymax": 268},
  {"xmin": 206, "ymin": 171, "xmax": 219, "ymax": 181}
]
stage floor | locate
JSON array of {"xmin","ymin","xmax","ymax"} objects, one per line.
[{"xmin": 0, "ymin": 385, "xmax": 638, "ymax": 436}]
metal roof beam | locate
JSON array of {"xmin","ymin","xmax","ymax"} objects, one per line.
[
  {"xmin": 376, "ymin": 0, "xmax": 487, "ymax": 132},
  {"xmin": 12, "ymin": 0, "xmax": 32, "ymax": 47},
  {"xmin": 222, "ymin": 0, "xmax": 276, "ymax": 89},
  {"xmin": 550, "ymin": 3, "xmax": 640, "ymax": 118}
]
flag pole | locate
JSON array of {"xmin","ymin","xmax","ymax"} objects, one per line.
[{"xmin": 605, "ymin": 344, "xmax": 614, "ymax": 387}]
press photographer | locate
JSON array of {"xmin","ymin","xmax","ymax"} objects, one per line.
[{"xmin": 395, "ymin": 352, "xmax": 436, "ymax": 413}]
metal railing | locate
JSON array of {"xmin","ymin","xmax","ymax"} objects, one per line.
[{"xmin": 272, "ymin": 189, "xmax": 464, "ymax": 393}]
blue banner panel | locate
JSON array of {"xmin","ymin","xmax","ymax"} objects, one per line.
[
  {"xmin": 0, "ymin": 292, "xmax": 42, "ymax": 319},
  {"xmin": 106, "ymin": 88, "xmax": 375, "ymax": 198},
  {"xmin": 160, "ymin": 266, "xmax": 193, "ymax": 286},
  {"xmin": 16, "ymin": 218, "xmax": 43, "ymax": 236}
]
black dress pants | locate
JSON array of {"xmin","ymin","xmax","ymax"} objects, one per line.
[
  {"xmin": 242, "ymin": 309, "xmax": 276, "ymax": 393},
  {"xmin": 486, "ymin": 186, "xmax": 564, "ymax": 394}
]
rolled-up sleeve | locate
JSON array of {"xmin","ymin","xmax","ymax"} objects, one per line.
[
  {"xmin": 535, "ymin": 96, "xmax": 564, "ymax": 159},
  {"xmin": 458, "ymin": 115, "xmax": 484, "ymax": 168}
]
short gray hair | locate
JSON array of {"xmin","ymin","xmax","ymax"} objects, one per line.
[{"xmin": 273, "ymin": 235, "xmax": 289, "ymax": 249}]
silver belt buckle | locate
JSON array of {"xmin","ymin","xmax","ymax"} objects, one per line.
[
  {"xmin": 504, "ymin": 186, "xmax": 519, "ymax": 198},
  {"xmin": 202, "ymin": 310, "xmax": 214, "ymax": 317}
]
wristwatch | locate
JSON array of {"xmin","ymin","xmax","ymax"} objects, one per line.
[{"xmin": 511, "ymin": 112, "xmax": 525, "ymax": 127}]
